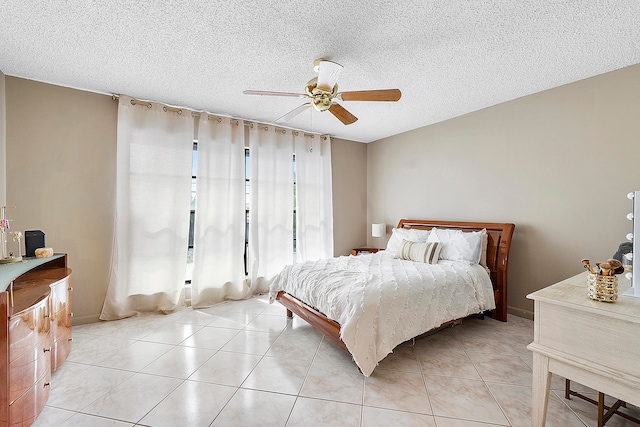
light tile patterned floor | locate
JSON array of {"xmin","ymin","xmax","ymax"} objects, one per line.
[{"xmin": 34, "ymin": 295, "xmax": 640, "ymax": 427}]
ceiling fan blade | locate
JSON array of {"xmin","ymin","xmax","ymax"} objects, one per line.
[
  {"xmin": 316, "ymin": 60, "xmax": 343, "ymax": 92},
  {"xmin": 328, "ymin": 103, "xmax": 358, "ymax": 125},
  {"xmin": 276, "ymin": 103, "xmax": 311, "ymax": 123},
  {"xmin": 243, "ymin": 90, "xmax": 307, "ymax": 98},
  {"xmin": 338, "ymin": 89, "xmax": 402, "ymax": 102}
]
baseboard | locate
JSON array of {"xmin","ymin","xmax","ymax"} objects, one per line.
[
  {"xmin": 507, "ymin": 305, "xmax": 534, "ymax": 321},
  {"xmin": 73, "ymin": 305, "xmax": 534, "ymax": 324},
  {"xmin": 72, "ymin": 313, "xmax": 101, "ymax": 326}
]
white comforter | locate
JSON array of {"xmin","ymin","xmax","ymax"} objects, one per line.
[{"xmin": 269, "ymin": 251, "xmax": 495, "ymax": 376}]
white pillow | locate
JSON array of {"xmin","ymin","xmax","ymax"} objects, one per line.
[
  {"xmin": 386, "ymin": 227, "xmax": 430, "ymax": 257},
  {"xmin": 397, "ymin": 240, "xmax": 441, "ymax": 264},
  {"xmin": 427, "ymin": 228, "xmax": 484, "ymax": 265}
]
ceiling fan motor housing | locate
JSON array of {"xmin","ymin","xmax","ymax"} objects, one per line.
[{"xmin": 306, "ymin": 77, "xmax": 338, "ymax": 112}]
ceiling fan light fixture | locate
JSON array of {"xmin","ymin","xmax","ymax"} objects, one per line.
[
  {"xmin": 316, "ymin": 60, "xmax": 343, "ymax": 92},
  {"xmin": 312, "ymin": 58, "xmax": 326, "ymax": 73}
]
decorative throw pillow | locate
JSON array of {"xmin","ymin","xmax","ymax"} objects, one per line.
[
  {"xmin": 386, "ymin": 227, "xmax": 430, "ymax": 257},
  {"xmin": 427, "ymin": 228, "xmax": 484, "ymax": 265},
  {"xmin": 397, "ymin": 240, "xmax": 441, "ymax": 264}
]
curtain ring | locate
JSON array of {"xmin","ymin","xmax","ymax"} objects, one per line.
[
  {"xmin": 130, "ymin": 99, "xmax": 152, "ymax": 109},
  {"xmin": 162, "ymin": 106, "xmax": 183, "ymax": 115}
]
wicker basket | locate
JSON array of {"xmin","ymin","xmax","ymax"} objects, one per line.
[{"xmin": 587, "ymin": 273, "xmax": 618, "ymax": 302}]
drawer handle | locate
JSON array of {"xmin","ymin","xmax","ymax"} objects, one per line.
[
  {"xmin": 68, "ymin": 338, "xmax": 73, "ymax": 342},
  {"xmin": 43, "ymin": 383, "xmax": 50, "ymax": 388},
  {"xmin": 68, "ymin": 287, "xmax": 73, "ymax": 291},
  {"xmin": 43, "ymin": 347, "xmax": 51, "ymax": 353}
]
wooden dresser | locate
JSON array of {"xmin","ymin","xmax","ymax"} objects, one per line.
[
  {"xmin": 0, "ymin": 254, "xmax": 72, "ymax": 427},
  {"xmin": 527, "ymin": 272, "xmax": 640, "ymax": 426}
]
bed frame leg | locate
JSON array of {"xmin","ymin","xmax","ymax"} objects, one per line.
[{"xmin": 286, "ymin": 309, "xmax": 293, "ymax": 318}]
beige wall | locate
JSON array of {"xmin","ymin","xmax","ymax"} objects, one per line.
[
  {"xmin": 4, "ymin": 77, "xmax": 368, "ymax": 322},
  {"xmin": 331, "ymin": 138, "xmax": 368, "ymax": 256},
  {"xmin": 5, "ymin": 65, "xmax": 640, "ymax": 321},
  {"xmin": 6, "ymin": 77, "xmax": 117, "ymax": 323},
  {"xmin": 0, "ymin": 70, "xmax": 5, "ymax": 205},
  {"xmin": 368, "ymin": 63, "xmax": 640, "ymax": 318}
]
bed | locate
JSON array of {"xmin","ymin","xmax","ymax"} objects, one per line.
[{"xmin": 269, "ymin": 219, "xmax": 515, "ymax": 376}]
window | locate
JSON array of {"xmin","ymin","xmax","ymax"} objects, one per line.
[
  {"xmin": 186, "ymin": 142, "xmax": 197, "ymax": 283},
  {"xmin": 245, "ymin": 148, "xmax": 249, "ymax": 275},
  {"xmin": 187, "ymin": 145, "xmax": 296, "ymax": 282},
  {"xmin": 293, "ymin": 154, "xmax": 297, "ymax": 254},
  {"xmin": 243, "ymin": 149, "xmax": 296, "ymax": 274}
]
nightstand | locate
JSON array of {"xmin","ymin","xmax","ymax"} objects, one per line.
[{"xmin": 351, "ymin": 247, "xmax": 380, "ymax": 256}]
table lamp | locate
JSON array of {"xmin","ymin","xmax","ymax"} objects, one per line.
[{"xmin": 372, "ymin": 223, "xmax": 386, "ymax": 249}]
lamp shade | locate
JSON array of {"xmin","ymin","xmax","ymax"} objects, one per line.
[{"xmin": 372, "ymin": 223, "xmax": 386, "ymax": 238}]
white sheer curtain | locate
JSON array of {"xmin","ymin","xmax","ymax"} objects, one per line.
[
  {"xmin": 294, "ymin": 133, "xmax": 334, "ymax": 262},
  {"xmin": 248, "ymin": 125, "xmax": 294, "ymax": 293},
  {"xmin": 101, "ymin": 96, "xmax": 193, "ymax": 320},
  {"xmin": 190, "ymin": 117, "xmax": 248, "ymax": 307}
]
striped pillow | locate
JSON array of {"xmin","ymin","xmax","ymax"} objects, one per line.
[{"xmin": 397, "ymin": 240, "xmax": 441, "ymax": 264}]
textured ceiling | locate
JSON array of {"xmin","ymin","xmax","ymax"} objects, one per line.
[{"xmin": 1, "ymin": 1, "xmax": 639, "ymax": 143}]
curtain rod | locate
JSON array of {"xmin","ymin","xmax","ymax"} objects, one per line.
[{"xmin": 111, "ymin": 94, "xmax": 331, "ymax": 140}]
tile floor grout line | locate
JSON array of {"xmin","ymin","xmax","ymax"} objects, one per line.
[{"xmin": 411, "ymin": 337, "xmax": 437, "ymax": 419}]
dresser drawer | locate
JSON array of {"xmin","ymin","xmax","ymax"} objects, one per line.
[
  {"xmin": 50, "ymin": 302, "xmax": 72, "ymax": 344},
  {"xmin": 49, "ymin": 278, "xmax": 70, "ymax": 316},
  {"xmin": 8, "ymin": 298, "xmax": 50, "ymax": 363},
  {"xmin": 50, "ymin": 282, "xmax": 72, "ymax": 373},
  {"xmin": 51, "ymin": 329, "xmax": 72, "ymax": 373},
  {"xmin": 9, "ymin": 334, "xmax": 51, "ymax": 403},
  {"xmin": 8, "ymin": 369, "xmax": 51, "ymax": 427}
]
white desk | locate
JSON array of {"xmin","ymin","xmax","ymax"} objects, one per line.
[{"xmin": 527, "ymin": 272, "xmax": 640, "ymax": 426}]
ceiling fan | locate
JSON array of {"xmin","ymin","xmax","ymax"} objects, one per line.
[{"xmin": 243, "ymin": 58, "xmax": 401, "ymax": 125}]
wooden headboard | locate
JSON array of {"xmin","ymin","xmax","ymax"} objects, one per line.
[{"xmin": 397, "ymin": 219, "xmax": 515, "ymax": 322}]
